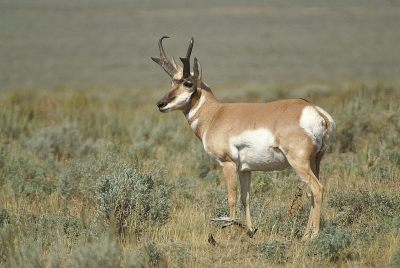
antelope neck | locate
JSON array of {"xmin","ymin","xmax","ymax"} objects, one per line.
[
  {"xmin": 184, "ymin": 88, "xmax": 219, "ymax": 139},
  {"xmin": 185, "ymin": 92, "xmax": 205, "ymax": 124}
]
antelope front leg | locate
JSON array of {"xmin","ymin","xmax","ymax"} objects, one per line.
[
  {"xmin": 239, "ymin": 171, "xmax": 256, "ymax": 237},
  {"xmin": 222, "ymin": 162, "xmax": 237, "ymax": 221}
]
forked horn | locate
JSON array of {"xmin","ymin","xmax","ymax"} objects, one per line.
[
  {"xmin": 151, "ymin": 36, "xmax": 178, "ymax": 77},
  {"xmin": 180, "ymin": 38, "xmax": 194, "ymax": 78}
]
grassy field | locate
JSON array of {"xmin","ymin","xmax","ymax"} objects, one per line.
[{"xmin": 0, "ymin": 81, "xmax": 400, "ymax": 267}]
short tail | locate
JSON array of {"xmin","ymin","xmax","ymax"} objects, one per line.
[{"xmin": 316, "ymin": 107, "xmax": 336, "ymax": 152}]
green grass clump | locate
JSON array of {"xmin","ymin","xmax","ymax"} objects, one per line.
[
  {"xmin": 328, "ymin": 188, "xmax": 400, "ymax": 225},
  {"xmin": 166, "ymin": 243, "xmax": 190, "ymax": 268},
  {"xmin": 203, "ymin": 170, "xmax": 221, "ymax": 185},
  {"xmin": 195, "ymin": 159, "xmax": 210, "ymax": 178},
  {"xmin": 260, "ymin": 240, "xmax": 288, "ymax": 264},
  {"xmin": 0, "ymin": 208, "xmax": 10, "ymax": 228},
  {"xmin": 206, "ymin": 187, "xmax": 230, "ymax": 218},
  {"xmin": 391, "ymin": 248, "xmax": 400, "ymax": 267},
  {"xmin": 307, "ymin": 226, "xmax": 358, "ymax": 263}
]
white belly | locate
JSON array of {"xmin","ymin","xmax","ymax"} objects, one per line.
[{"xmin": 229, "ymin": 129, "xmax": 289, "ymax": 172}]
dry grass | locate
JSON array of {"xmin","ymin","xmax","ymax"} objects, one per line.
[{"xmin": 0, "ymin": 81, "xmax": 400, "ymax": 267}]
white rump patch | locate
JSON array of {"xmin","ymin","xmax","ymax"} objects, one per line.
[
  {"xmin": 299, "ymin": 106, "xmax": 326, "ymax": 150},
  {"xmin": 229, "ymin": 129, "xmax": 288, "ymax": 172}
]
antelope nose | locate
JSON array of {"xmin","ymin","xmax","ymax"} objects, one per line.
[{"xmin": 157, "ymin": 101, "xmax": 167, "ymax": 109}]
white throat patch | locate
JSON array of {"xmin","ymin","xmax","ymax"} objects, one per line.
[
  {"xmin": 190, "ymin": 118, "xmax": 199, "ymax": 131},
  {"xmin": 186, "ymin": 95, "xmax": 205, "ymax": 121}
]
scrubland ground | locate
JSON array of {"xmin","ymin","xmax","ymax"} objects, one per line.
[{"xmin": 0, "ymin": 81, "xmax": 400, "ymax": 267}]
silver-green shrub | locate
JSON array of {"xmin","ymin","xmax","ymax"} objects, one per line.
[
  {"xmin": 195, "ymin": 159, "xmax": 210, "ymax": 178},
  {"xmin": 307, "ymin": 227, "xmax": 358, "ymax": 262},
  {"xmin": 68, "ymin": 237, "xmax": 122, "ymax": 268},
  {"xmin": 27, "ymin": 122, "xmax": 98, "ymax": 161},
  {"xmin": 124, "ymin": 240, "xmax": 168, "ymax": 268},
  {"xmin": 328, "ymin": 188, "xmax": 400, "ymax": 225},
  {"xmin": 94, "ymin": 168, "xmax": 171, "ymax": 236},
  {"xmin": 391, "ymin": 248, "xmax": 400, "ymax": 268}
]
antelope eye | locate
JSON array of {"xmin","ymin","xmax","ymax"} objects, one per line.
[{"xmin": 183, "ymin": 81, "xmax": 193, "ymax": 88}]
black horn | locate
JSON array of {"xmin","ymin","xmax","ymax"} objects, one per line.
[
  {"xmin": 151, "ymin": 36, "xmax": 178, "ymax": 77},
  {"xmin": 180, "ymin": 38, "xmax": 194, "ymax": 78}
]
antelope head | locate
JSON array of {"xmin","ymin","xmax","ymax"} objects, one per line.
[{"xmin": 152, "ymin": 36, "xmax": 202, "ymax": 113}]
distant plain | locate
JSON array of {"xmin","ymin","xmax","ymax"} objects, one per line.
[{"xmin": 1, "ymin": 0, "xmax": 399, "ymax": 91}]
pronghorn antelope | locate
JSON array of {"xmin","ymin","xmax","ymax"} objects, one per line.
[{"xmin": 152, "ymin": 36, "xmax": 335, "ymax": 239}]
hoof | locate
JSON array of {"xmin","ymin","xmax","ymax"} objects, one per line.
[
  {"xmin": 208, "ymin": 233, "xmax": 216, "ymax": 246},
  {"xmin": 247, "ymin": 228, "xmax": 258, "ymax": 238}
]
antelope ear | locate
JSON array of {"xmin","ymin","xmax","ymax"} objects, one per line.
[{"xmin": 194, "ymin": 57, "xmax": 202, "ymax": 81}]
